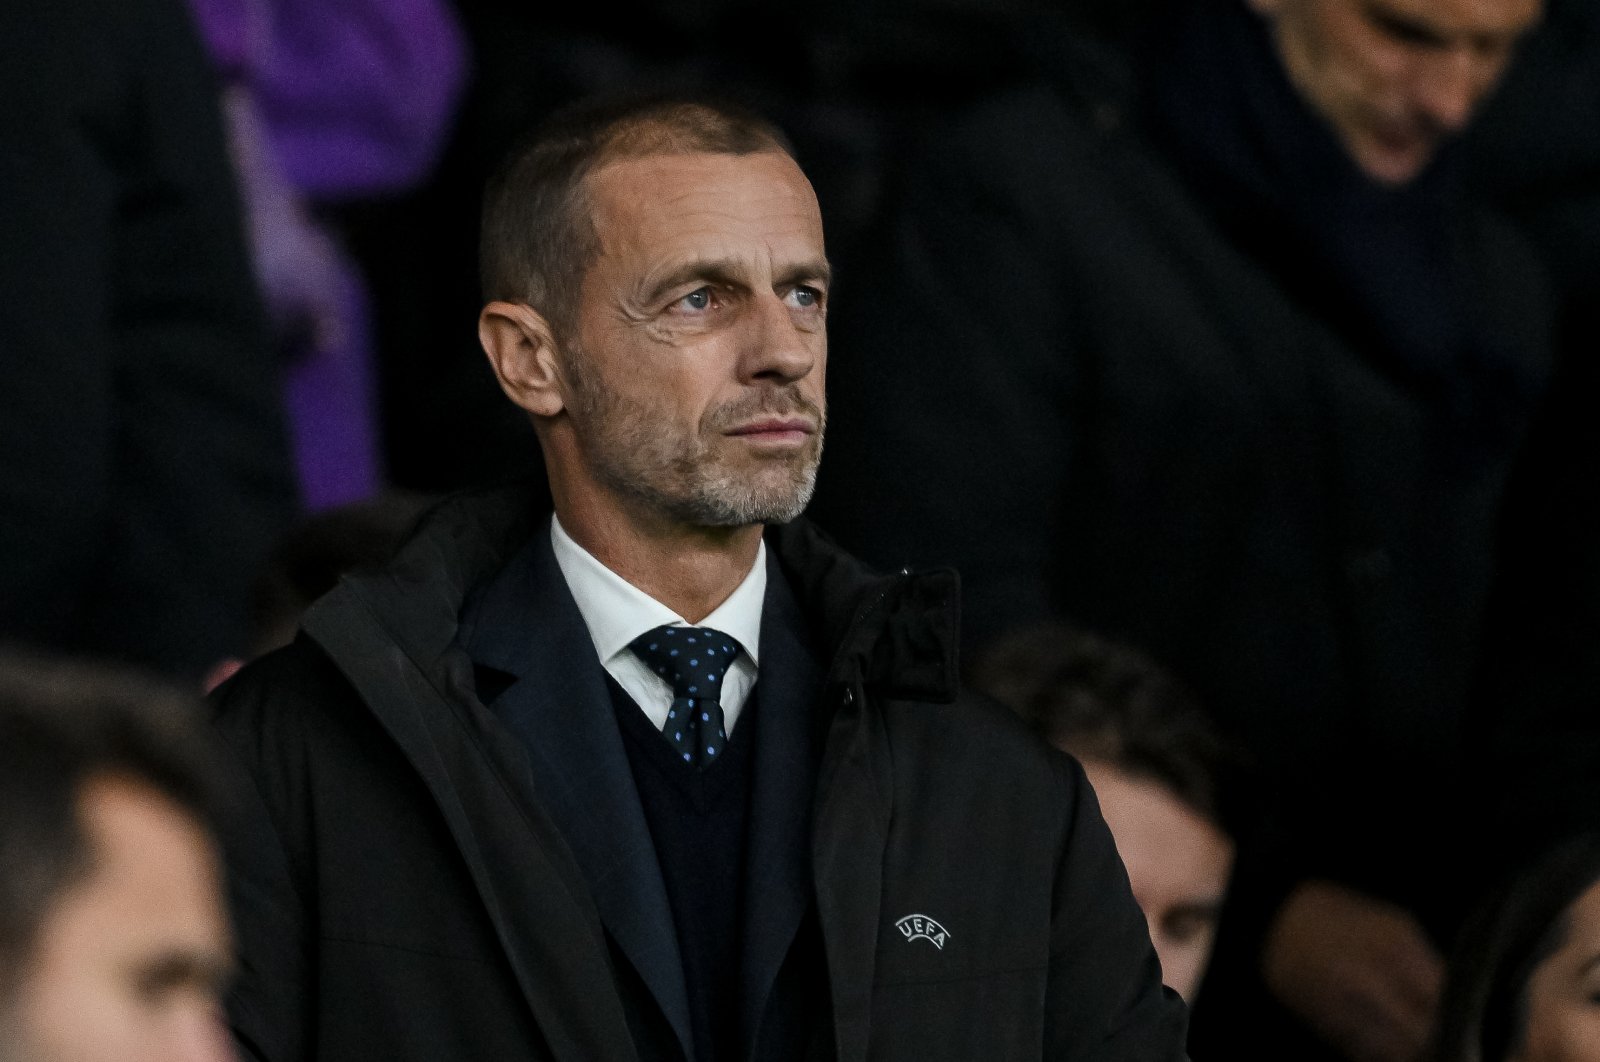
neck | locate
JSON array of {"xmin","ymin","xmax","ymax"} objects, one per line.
[{"xmin": 554, "ymin": 488, "xmax": 763, "ymax": 624}]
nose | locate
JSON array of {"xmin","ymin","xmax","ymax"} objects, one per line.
[
  {"xmin": 1415, "ymin": 46, "xmax": 1494, "ymax": 134},
  {"xmin": 740, "ymin": 291, "xmax": 820, "ymax": 386}
]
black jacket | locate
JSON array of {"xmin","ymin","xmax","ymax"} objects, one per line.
[
  {"xmin": 211, "ymin": 482, "xmax": 1188, "ymax": 1061},
  {"xmin": 0, "ymin": 0, "xmax": 295, "ymax": 676}
]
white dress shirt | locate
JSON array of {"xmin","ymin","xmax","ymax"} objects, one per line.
[{"xmin": 550, "ymin": 515, "xmax": 764, "ymax": 733}]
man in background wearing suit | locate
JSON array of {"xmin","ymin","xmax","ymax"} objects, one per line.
[{"xmin": 210, "ymin": 95, "xmax": 1188, "ymax": 1061}]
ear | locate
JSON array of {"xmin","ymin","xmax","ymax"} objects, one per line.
[{"xmin": 479, "ymin": 301, "xmax": 567, "ymax": 418}]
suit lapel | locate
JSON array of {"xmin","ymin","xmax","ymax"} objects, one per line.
[
  {"xmin": 463, "ymin": 535, "xmax": 695, "ymax": 1062},
  {"xmin": 303, "ymin": 591, "xmax": 640, "ymax": 1060},
  {"xmin": 740, "ymin": 552, "xmax": 824, "ymax": 1052}
]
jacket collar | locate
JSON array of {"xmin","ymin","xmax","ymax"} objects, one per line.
[
  {"xmin": 765, "ymin": 519, "xmax": 960, "ymax": 702},
  {"xmin": 325, "ymin": 477, "xmax": 962, "ymax": 705}
]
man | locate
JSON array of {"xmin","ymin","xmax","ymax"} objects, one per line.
[
  {"xmin": 0, "ymin": 652, "xmax": 235, "ymax": 1062},
  {"xmin": 972, "ymin": 624, "xmax": 1236, "ymax": 1005},
  {"xmin": 0, "ymin": 0, "xmax": 296, "ymax": 679},
  {"xmin": 814, "ymin": 1, "xmax": 1548, "ymax": 1060},
  {"xmin": 209, "ymin": 96, "xmax": 1188, "ymax": 1061},
  {"xmin": 1253, "ymin": 0, "xmax": 1539, "ymax": 186}
]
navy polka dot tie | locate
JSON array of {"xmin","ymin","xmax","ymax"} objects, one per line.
[{"xmin": 628, "ymin": 625, "xmax": 742, "ymax": 769}]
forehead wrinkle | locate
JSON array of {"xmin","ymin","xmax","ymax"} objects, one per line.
[
  {"xmin": 589, "ymin": 202, "xmax": 815, "ymax": 282},
  {"xmin": 592, "ymin": 156, "xmax": 819, "ymax": 235}
]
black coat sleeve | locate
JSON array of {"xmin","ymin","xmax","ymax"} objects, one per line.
[
  {"xmin": 210, "ymin": 649, "xmax": 326, "ymax": 1062},
  {"xmin": 1045, "ymin": 756, "xmax": 1190, "ymax": 1060}
]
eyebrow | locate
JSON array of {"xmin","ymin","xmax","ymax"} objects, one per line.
[
  {"xmin": 1366, "ymin": 5, "xmax": 1450, "ymax": 47},
  {"xmin": 778, "ymin": 259, "xmax": 834, "ymax": 289},
  {"xmin": 641, "ymin": 256, "xmax": 833, "ymax": 306},
  {"xmin": 135, "ymin": 948, "xmax": 237, "ymax": 993},
  {"xmin": 1165, "ymin": 901, "xmax": 1224, "ymax": 922},
  {"xmin": 1362, "ymin": 0, "xmax": 1537, "ymax": 48}
]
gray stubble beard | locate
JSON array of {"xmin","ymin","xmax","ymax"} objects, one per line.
[{"xmin": 564, "ymin": 350, "xmax": 825, "ymax": 528}]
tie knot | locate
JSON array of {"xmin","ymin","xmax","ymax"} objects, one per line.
[{"xmin": 628, "ymin": 625, "xmax": 742, "ymax": 702}]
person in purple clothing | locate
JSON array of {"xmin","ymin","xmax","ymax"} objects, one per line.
[{"xmin": 189, "ymin": 0, "xmax": 469, "ymax": 509}]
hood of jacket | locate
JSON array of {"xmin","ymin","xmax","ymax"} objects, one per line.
[{"xmin": 300, "ymin": 477, "xmax": 961, "ymax": 711}]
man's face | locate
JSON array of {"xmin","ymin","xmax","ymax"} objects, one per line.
[
  {"xmin": 1512, "ymin": 878, "xmax": 1600, "ymax": 1062},
  {"xmin": 3, "ymin": 776, "xmax": 234, "ymax": 1062},
  {"xmin": 1081, "ymin": 760, "xmax": 1234, "ymax": 1002},
  {"xmin": 1252, "ymin": 0, "xmax": 1542, "ymax": 184},
  {"xmin": 557, "ymin": 149, "xmax": 829, "ymax": 529}
]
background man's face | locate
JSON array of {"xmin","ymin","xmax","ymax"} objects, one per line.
[
  {"xmin": 558, "ymin": 149, "xmax": 829, "ymax": 528},
  {"xmin": 1253, "ymin": 0, "xmax": 1542, "ymax": 184},
  {"xmin": 1513, "ymin": 878, "xmax": 1600, "ymax": 1062},
  {"xmin": 1081, "ymin": 760, "xmax": 1234, "ymax": 1002},
  {"xmin": 3, "ymin": 776, "xmax": 234, "ymax": 1062}
]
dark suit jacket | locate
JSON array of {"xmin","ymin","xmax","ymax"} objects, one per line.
[
  {"xmin": 456, "ymin": 530, "xmax": 827, "ymax": 1061},
  {"xmin": 0, "ymin": 0, "xmax": 295, "ymax": 676},
  {"xmin": 211, "ymin": 483, "xmax": 1188, "ymax": 1060}
]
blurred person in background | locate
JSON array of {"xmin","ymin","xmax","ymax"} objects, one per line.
[
  {"xmin": 243, "ymin": 492, "xmax": 433, "ymax": 655},
  {"xmin": 187, "ymin": 0, "xmax": 468, "ymax": 509},
  {"xmin": 1432, "ymin": 835, "xmax": 1600, "ymax": 1062},
  {"xmin": 818, "ymin": 0, "xmax": 1549, "ymax": 1059},
  {"xmin": 0, "ymin": 652, "xmax": 233, "ymax": 1062},
  {"xmin": 203, "ymin": 492, "xmax": 432, "ymax": 689},
  {"xmin": 973, "ymin": 623, "xmax": 1236, "ymax": 1004},
  {"xmin": 0, "ymin": 0, "xmax": 296, "ymax": 680}
]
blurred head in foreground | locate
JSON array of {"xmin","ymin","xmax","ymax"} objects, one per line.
[
  {"xmin": 0, "ymin": 651, "xmax": 233, "ymax": 1062},
  {"xmin": 974, "ymin": 623, "xmax": 1236, "ymax": 1000},
  {"xmin": 1434, "ymin": 835, "xmax": 1600, "ymax": 1062}
]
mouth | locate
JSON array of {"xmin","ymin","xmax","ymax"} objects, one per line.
[
  {"xmin": 1348, "ymin": 122, "xmax": 1438, "ymax": 185},
  {"xmin": 1372, "ymin": 120, "xmax": 1427, "ymax": 153},
  {"xmin": 1363, "ymin": 113, "xmax": 1437, "ymax": 163},
  {"xmin": 724, "ymin": 417, "xmax": 817, "ymax": 446}
]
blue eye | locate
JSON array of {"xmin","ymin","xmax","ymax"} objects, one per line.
[
  {"xmin": 788, "ymin": 286, "xmax": 822, "ymax": 309},
  {"xmin": 679, "ymin": 288, "xmax": 712, "ymax": 311}
]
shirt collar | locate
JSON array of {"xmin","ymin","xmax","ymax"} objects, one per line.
[{"xmin": 550, "ymin": 515, "xmax": 766, "ymax": 667}]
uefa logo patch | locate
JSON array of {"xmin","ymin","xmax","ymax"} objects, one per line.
[{"xmin": 894, "ymin": 913, "xmax": 950, "ymax": 950}]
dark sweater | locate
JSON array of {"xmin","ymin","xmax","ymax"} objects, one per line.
[{"xmin": 612, "ymin": 677, "xmax": 757, "ymax": 1062}]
